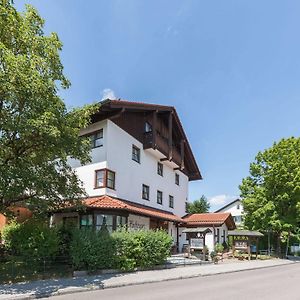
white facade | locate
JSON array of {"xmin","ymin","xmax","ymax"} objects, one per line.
[
  {"xmin": 69, "ymin": 119, "xmax": 188, "ymax": 217},
  {"xmin": 216, "ymin": 200, "xmax": 243, "ymax": 226}
]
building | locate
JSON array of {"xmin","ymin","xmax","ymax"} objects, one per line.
[
  {"xmin": 215, "ymin": 199, "xmax": 244, "ymax": 226},
  {"xmin": 180, "ymin": 213, "xmax": 236, "ymax": 252},
  {"xmin": 0, "ymin": 207, "xmax": 32, "ymax": 231},
  {"xmin": 52, "ymin": 99, "xmax": 202, "ymax": 250}
]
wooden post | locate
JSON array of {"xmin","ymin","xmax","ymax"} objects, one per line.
[
  {"xmin": 153, "ymin": 110, "xmax": 157, "ymax": 149},
  {"xmin": 168, "ymin": 111, "xmax": 173, "ymax": 160},
  {"xmin": 180, "ymin": 139, "xmax": 185, "ymax": 170}
]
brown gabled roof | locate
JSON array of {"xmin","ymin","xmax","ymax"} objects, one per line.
[
  {"xmin": 94, "ymin": 99, "xmax": 201, "ymax": 181},
  {"xmin": 182, "ymin": 212, "xmax": 236, "ymax": 230},
  {"xmin": 83, "ymin": 195, "xmax": 183, "ymax": 222}
]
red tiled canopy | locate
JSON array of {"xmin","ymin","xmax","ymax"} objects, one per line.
[
  {"xmin": 83, "ymin": 195, "xmax": 183, "ymax": 223},
  {"xmin": 182, "ymin": 212, "xmax": 236, "ymax": 229}
]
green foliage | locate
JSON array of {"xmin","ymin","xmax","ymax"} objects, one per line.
[
  {"xmin": 0, "ymin": 1, "xmax": 98, "ymax": 213},
  {"xmin": 240, "ymin": 137, "xmax": 300, "ymax": 254},
  {"xmin": 70, "ymin": 228, "xmax": 116, "ymax": 271},
  {"xmin": 215, "ymin": 243, "xmax": 224, "ymax": 253},
  {"xmin": 2, "ymin": 221, "xmax": 59, "ymax": 260},
  {"xmin": 186, "ymin": 195, "xmax": 210, "ymax": 214},
  {"xmin": 113, "ymin": 229, "xmax": 173, "ymax": 271},
  {"xmin": 69, "ymin": 229, "xmax": 172, "ymax": 272}
]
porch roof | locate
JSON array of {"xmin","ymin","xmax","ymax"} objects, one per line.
[
  {"xmin": 228, "ymin": 230, "xmax": 264, "ymax": 237},
  {"xmin": 83, "ymin": 195, "xmax": 183, "ymax": 223},
  {"xmin": 181, "ymin": 212, "xmax": 236, "ymax": 230},
  {"xmin": 182, "ymin": 227, "xmax": 212, "ymax": 233}
]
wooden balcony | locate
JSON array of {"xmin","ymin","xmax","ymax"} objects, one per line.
[{"xmin": 143, "ymin": 132, "xmax": 182, "ymax": 167}]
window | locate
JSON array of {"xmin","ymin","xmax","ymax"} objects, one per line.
[
  {"xmin": 175, "ymin": 173, "xmax": 180, "ymax": 185},
  {"xmin": 95, "ymin": 169, "xmax": 116, "ymax": 189},
  {"xmin": 132, "ymin": 145, "xmax": 140, "ymax": 163},
  {"xmin": 169, "ymin": 195, "xmax": 174, "ymax": 208},
  {"xmin": 145, "ymin": 122, "xmax": 152, "ymax": 133},
  {"xmin": 95, "ymin": 169, "xmax": 105, "ymax": 188},
  {"xmin": 157, "ymin": 162, "xmax": 163, "ymax": 176},
  {"xmin": 237, "ymin": 204, "xmax": 240, "ymax": 210},
  {"xmin": 89, "ymin": 130, "xmax": 103, "ymax": 149},
  {"xmin": 142, "ymin": 184, "xmax": 150, "ymax": 200},
  {"xmin": 95, "ymin": 214, "xmax": 113, "ymax": 233},
  {"xmin": 116, "ymin": 216, "xmax": 127, "ymax": 229},
  {"xmin": 80, "ymin": 214, "xmax": 93, "ymax": 229},
  {"xmin": 157, "ymin": 190, "xmax": 163, "ymax": 205}
]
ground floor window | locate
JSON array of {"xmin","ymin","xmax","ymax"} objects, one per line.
[
  {"xmin": 80, "ymin": 213, "xmax": 127, "ymax": 233},
  {"xmin": 80, "ymin": 214, "xmax": 93, "ymax": 229}
]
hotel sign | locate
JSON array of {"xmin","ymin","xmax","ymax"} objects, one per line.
[{"xmin": 234, "ymin": 241, "xmax": 248, "ymax": 250}]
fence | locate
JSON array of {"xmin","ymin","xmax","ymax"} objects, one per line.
[{"xmin": 0, "ymin": 256, "xmax": 73, "ymax": 284}]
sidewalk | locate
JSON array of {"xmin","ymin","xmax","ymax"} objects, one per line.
[{"xmin": 0, "ymin": 259, "xmax": 296, "ymax": 300}]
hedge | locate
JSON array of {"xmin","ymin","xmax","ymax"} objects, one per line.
[
  {"xmin": 70, "ymin": 228, "xmax": 173, "ymax": 271},
  {"xmin": 2, "ymin": 222, "xmax": 173, "ymax": 272},
  {"xmin": 1, "ymin": 221, "xmax": 59, "ymax": 261}
]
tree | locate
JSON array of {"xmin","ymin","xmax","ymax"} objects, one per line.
[
  {"xmin": 0, "ymin": 1, "xmax": 97, "ymax": 214},
  {"xmin": 240, "ymin": 137, "xmax": 300, "ymax": 256},
  {"xmin": 186, "ymin": 195, "xmax": 210, "ymax": 214}
]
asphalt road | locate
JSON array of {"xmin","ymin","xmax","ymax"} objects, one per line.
[{"xmin": 50, "ymin": 263, "xmax": 300, "ymax": 300}]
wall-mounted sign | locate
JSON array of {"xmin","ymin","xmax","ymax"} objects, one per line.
[
  {"xmin": 190, "ymin": 238, "xmax": 204, "ymax": 249},
  {"xmin": 235, "ymin": 241, "xmax": 248, "ymax": 250},
  {"xmin": 128, "ymin": 214, "xmax": 150, "ymax": 231}
]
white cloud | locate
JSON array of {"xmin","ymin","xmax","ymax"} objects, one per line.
[
  {"xmin": 208, "ymin": 194, "xmax": 236, "ymax": 207},
  {"xmin": 101, "ymin": 88, "xmax": 117, "ymax": 100}
]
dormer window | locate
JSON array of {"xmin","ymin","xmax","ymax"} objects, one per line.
[{"xmin": 145, "ymin": 122, "xmax": 152, "ymax": 133}]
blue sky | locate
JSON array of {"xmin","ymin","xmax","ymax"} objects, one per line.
[{"xmin": 16, "ymin": 1, "xmax": 300, "ymax": 211}]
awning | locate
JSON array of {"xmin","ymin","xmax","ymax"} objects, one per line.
[{"xmin": 182, "ymin": 227, "xmax": 212, "ymax": 233}]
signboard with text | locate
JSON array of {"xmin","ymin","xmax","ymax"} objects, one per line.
[{"xmin": 190, "ymin": 238, "xmax": 204, "ymax": 249}]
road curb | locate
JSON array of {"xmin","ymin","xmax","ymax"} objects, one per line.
[{"xmin": 2, "ymin": 260, "xmax": 297, "ymax": 300}]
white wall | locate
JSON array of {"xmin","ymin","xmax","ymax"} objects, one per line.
[
  {"xmin": 105, "ymin": 120, "xmax": 189, "ymax": 217},
  {"xmin": 218, "ymin": 200, "xmax": 243, "ymax": 225}
]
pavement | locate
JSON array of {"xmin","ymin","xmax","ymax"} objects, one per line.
[
  {"xmin": 49, "ymin": 262, "xmax": 300, "ymax": 300},
  {"xmin": 0, "ymin": 258, "xmax": 297, "ymax": 300}
]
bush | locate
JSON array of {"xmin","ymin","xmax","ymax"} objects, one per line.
[
  {"xmin": 70, "ymin": 228, "xmax": 116, "ymax": 271},
  {"xmin": 215, "ymin": 243, "xmax": 224, "ymax": 253},
  {"xmin": 2, "ymin": 221, "xmax": 59, "ymax": 261},
  {"xmin": 69, "ymin": 229, "xmax": 173, "ymax": 272},
  {"xmin": 112, "ymin": 229, "xmax": 173, "ymax": 271}
]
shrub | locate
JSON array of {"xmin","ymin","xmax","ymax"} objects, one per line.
[
  {"xmin": 70, "ymin": 228, "xmax": 116, "ymax": 271},
  {"xmin": 2, "ymin": 221, "xmax": 59, "ymax": 261},
  {"xmin": 113, "ymin": 229, "xmax": 173, "ymax": 271},
  {"xmin": 215, "ymin": 243, "xmax": 224, "ymax": 253},
  {"xmin": 70, "ymin": 229, "xmax": 173, "ymax": 272}
]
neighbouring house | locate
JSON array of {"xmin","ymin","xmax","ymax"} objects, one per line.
[
  {"xmin": 51, "ymin": 99, "xmax": 202, "ymax": 251},
  {"xmin": 215, "ymin": 199, "xmax": 244, "ymax": 226},
  {"xmin": 0, "ymin": 206, "xmax": 32, "ymax": 232},
  {"xmin": 179, "ymin": 212, "xmax": 236, "ymax": 252}
]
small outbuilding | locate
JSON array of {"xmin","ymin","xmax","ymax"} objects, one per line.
[
  {"xmin": 179, "ymin": 213, "xmax": 236, "ymax": 253},
  {"xmin": 228, "ymin": 230, "xmax": 264, "ymax": 260}
]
